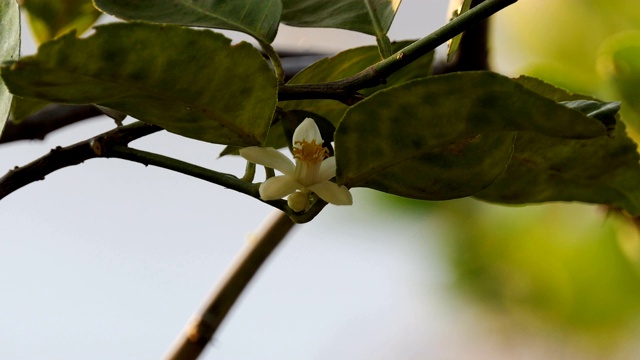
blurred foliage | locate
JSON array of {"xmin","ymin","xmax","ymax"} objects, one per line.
[
  {"xmin": 376, "ymin": 0, "xmax": 640, "ymax": 349},
  {"xmin": 492, "ymin": 0, "xmax": 640, "ymax": 133},
  {"xmin": 20, "ymin": 0, "xmax": 101, "ymax": 44},
  {"xmin": 439, "ymin": 200, "xmax": 640, "ymax": 343}
]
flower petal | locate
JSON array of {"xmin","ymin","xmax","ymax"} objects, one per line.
[
  {"xmin": 308, "ymin": 181, "xmax": 353, "ymax": 205},
  {"xmin": 317, "ymin": 157, "xmax": 337, "ymax": 182},
  {"xmin": 293, "ymin": 118, "xmax": 323, "ymax": 145},
  {"xmin": 240, "ymin": 147, "xmax": 295, "ymax": 175},
  {"xmin": 259, "ymin": 175, "xmax": 300, "ymax": 200}
]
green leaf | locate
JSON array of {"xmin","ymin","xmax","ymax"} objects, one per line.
[
  {"xmin": 598, "ymin": 31, "xmax": 640, "ymax": 130},
  {"xmin": 335, "ymin": 72, "xmax": 607, "ymax": 200},
  {"xmin": 446, "ymin": 0, "xmax": 472, "ymax": 62},
  {"xmin": 476, "ymin": 76, "xmax": 640, "ymax": 216},
  {"xmin": 0, "ymin": 0, "xmax": 19, "ymax": 137},
  {"xmin": 346, "ymin": 132, "xmax": 517, "ymax": 200},
  {"xmin": 281, "ymin": 0, "xmax": 402, "ymax": 36},
  {"xmin": 442, "ymin": 201, "xmax": 640, "ymax": 337},
  {"xmin": 93, "ymin": 0, "xmax": 281, "ymax": 44},
  {"xmin": 22, "ymin": 0, "xmax": 101, "ymax": 44},
  {"xmin": 1, "ymin": 23, "xmax": 277, "ymax": 146},
  {"xmin": 281, "ymin": 41, "xmax": 433, "ymax": 126}
]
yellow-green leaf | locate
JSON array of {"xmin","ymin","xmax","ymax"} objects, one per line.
[
  {"xmin": 0, "ymin": 0, "xmax": 19, "ymax": 137},
  {"xmin": 22, "ymin": 0, "xmax": 101, "ymax": 44}
]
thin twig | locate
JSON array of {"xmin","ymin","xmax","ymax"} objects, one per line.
[
  {"xmin": 259, "ymin": 40, "xmax": 286, "ymax": 83},
  {"xmin": 104, "ymin": 145, "xmax": 291, "ymax": 215},
  {"xmin": 164, "ymin": 210, "xmax": 296, "ymax": 360}
]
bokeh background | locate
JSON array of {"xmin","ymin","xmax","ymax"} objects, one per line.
[{"xmin": 2, "ymin": 1, "xmax": 640, "ymax": 359}]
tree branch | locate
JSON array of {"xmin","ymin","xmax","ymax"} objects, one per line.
[
  {"xmin": 0, "ymin": 119, "xmax": 329, "ymax": 222},
  {"xmin": 164, "ymin": 210, "xmax": 296, "ymax": 360},
  {"xmin": 0, "ymin": 104, "xmax": 102, "ymax": 144},
  {"xmin": 0, "ymin": 121, "xmax": 161, "ymax": 200},
  {"xmin": 278, "ymin": 0, "xmax": 517, "ymax": 103}
]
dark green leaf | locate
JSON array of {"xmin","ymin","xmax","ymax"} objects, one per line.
[
  {"xmin": 0, "ymin": 0, "xmax": 19, "ymax": 136},
  {"xmin": 93, "ymin": 0, "xmax": 281, "ymax": 43},
  {"xmin": 281, "ymin": 0, "xmax": 401, "ymax": 36},
  {"xmin": 1, "ymin": 23, "xmax": 277, "ymax": 146},
  {"xmin": 476, "ymin": 77, "xmax": 640, "ymax": 216},
  {"xmin": 344, "ymin": 132, "xmax": 517, "ymax": 200},
  {"xmin": 281, "ymin": 41, "xmax": 433, "ymax": 126},
  {"xmin": 22, "ymin": 0, "xmax": 101, "ymax": 44},
  {"xmin": 335, "ymin": 72, "xmax": 607, "ymax": 200}
]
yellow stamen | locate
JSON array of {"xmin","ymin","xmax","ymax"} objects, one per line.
[{"xmin": 293, "ymin": 140, "xmax": 328, "ymax": 164}]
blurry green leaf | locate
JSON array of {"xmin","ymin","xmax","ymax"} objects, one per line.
[
  {"xmin": 335, "ymin": 72, "xmax": 607, "ymax": 200},
  {"xmin": 281, "ymin": 0, "xmax": 401, "ymax": 36},
  {"xmin": 443, "ymin": 201, "xmax": 640, "ymax": 338},
  {"xmin": 1, "ymin": 23, "xmax": 277, "ymax": 146},
  {"xmin": 10, "ymin": 96, "xmax": 47, "ymax": 123},
  {"xmin": 446, "ymin": 0, "xmax": 471, "ymax": 62},
  {"xmin": 281, "ymin": 41, "xmax": 433, "ymax": 126},
  {"xmin": 0, "ymin": 0, "xmax": 19, "ymax": 137},
  {"xmin": 598, "ymin": 31, "xmax": 640, "ymax": 129},
  {"xmin": 22, "ymin": 0, "xmax": 101, "ymax": 44},
  {"xmin": 476, "ymin": 76, "xmax": 640, "ymax": 216},
  {"xmin": 93, "ymin": 0, "xmax": 281, "ymax": 43}
]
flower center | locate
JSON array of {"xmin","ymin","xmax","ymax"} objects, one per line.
[{"xmin": 293, "ymin": 139, "xmax": 328, "ymax": 164}]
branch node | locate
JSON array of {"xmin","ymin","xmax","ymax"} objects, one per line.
[{"xmin": 90, "ymin": 139, "xmax": 103, "ymax": 156}]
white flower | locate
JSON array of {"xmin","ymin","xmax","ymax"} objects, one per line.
[{"xmin": 240, "ymin": 118, "xmax": 353, "ymax": 211}]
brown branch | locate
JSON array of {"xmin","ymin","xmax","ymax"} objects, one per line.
[
  {"xmin": 0, "ymin": 104, "xmax": 103, "ymax": 144},
  {"xmin": 0, "ymin": 122, "xmax": 162, "ymax": 200},
  {"xmin": 164, "ymin": 211, "xmax": 296, "ymax": 360}
]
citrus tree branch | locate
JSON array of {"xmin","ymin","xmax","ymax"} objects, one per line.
[
  {"xmin": 277, "ymin": 0, "xmax": 518, "ymax": 102},
  {"xmin": 0, "ymin": 121, "xmax": 161, "ymax": 200},
  {"xmin": 0, "ymin": 119, "xmax": 329, "ymax": 222},
  {"xmin": 0, "ymin": 104, "xmax": 103, "ymax": 144},
  {"xmin": 164, "ymin": 210, "xmax": 296, "ymax": 360}
]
